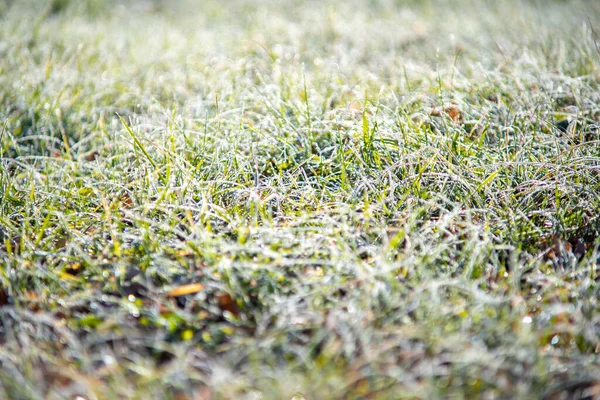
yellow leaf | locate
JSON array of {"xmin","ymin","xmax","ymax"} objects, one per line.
[{"xmin": 166, "ymin": 283, "xmax": 204, "ymax": 297}]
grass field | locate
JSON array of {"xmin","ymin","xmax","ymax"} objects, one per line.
[{"xmin": 2, "ymin": 0, "xmax": 600, "ymax": 398}]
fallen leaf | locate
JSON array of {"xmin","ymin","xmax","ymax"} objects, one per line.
[
  {"xmin": 23, "ymin": 291, "xmax": 37, "ymax": 300},
  {"xmin": 159, "ymin": 304, "xmax": 171, "ymax": 315},
  {"xmin": 429, "ymin": 105, "xmax": 462, "ymax": 122},
  {"xmin": 167, "ymin": 283, "xmax": 204, "ymax": 297},
  {"xmin": 84, "ymin": 150, "xmax": 99, "ymax": 161},
  {"xmin": 444, "ymin": 106, "xmax": 462, "ymax": 122},
  {"xmin": 216, "ymin": 293, "xmax": 240, "ymax": 316},
  {"xmin": 121, "ymin": 193, "xmax": 134, "ymax": 209}
]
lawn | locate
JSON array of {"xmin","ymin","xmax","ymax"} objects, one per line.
[{"xmin": 1, "ymin": 0, "xmax": 600, "ymax": 398}]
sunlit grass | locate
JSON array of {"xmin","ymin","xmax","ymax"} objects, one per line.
[{"xmin": 1, "ymin": 0, "xmax": 600, "ymax": 398}]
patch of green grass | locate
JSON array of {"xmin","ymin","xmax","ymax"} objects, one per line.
[{"xmin": 1, "ymin": 0, "xmax": 600, "ymax": 398}]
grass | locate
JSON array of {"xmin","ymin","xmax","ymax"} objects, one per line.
[{"xmin": 1, "ymin": 0, "xmax": 600, "ymax": 398}]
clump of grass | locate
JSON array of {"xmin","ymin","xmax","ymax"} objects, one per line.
[{"xmin": 1, "ymin": 0, "xmax": 600, "ymax": 398}]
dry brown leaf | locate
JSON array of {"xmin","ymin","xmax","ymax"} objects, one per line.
[
  {"xmin": 159, "ymin": 304, "xmax": 171, "ymax": 314},
  {"xmin": 121, "ymin": 193, "xmax": 134, "ymax": 209},
  {"xmin": 167, "ymin": 283, "xmax": 204, "ymax": 297},
  {"xmin": 429, "ymin": 106, "xmax": 462, "ymax": 122},
  {"xmin": 444, "ymin": 106, "xmax": 462, "ymax": 122},
  {"xmin": 216, "ymin": 293, "xmax": 240, "ymax": 316},
  {"xmin": 84, "ymin": 151, "xmax": 99, "ymax": 161}
]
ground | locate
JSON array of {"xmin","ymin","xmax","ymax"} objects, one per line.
[{"xmin": 1, "ymin": 0, "xmax": 600, "ymax": 398}]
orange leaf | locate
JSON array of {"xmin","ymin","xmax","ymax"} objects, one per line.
[{"xmin": 167, "ymin": 283, "xmax": 204, "ymax": 297}]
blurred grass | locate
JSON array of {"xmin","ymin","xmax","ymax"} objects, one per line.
[{"xmin": 1, "ymin": 0, "xmax": 600, "ymax": 398}]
